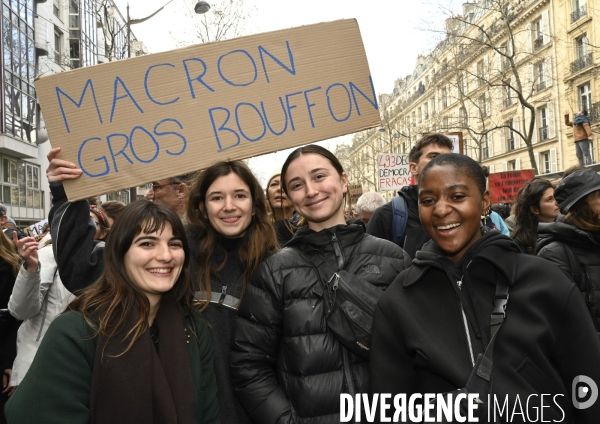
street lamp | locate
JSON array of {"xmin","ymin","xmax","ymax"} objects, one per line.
[
  {"xmin": 195, "ymin": 1, "xmax": 211, "ymax": 14},
  {"xmin": 127, "ymin": 1, "xmax": 211, "ymax": 58}
]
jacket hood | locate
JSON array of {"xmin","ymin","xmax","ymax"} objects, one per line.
[
  {"xmin": 403, "ymin": 229, "xmax": 520, "ymax": 287},
  {"xmin": 399, "ymin": 185, "xmax": 419, "ymax": 213},
  {"xmin": 536, "ymin": 216, "xmax": 600, "ymax": 250}
]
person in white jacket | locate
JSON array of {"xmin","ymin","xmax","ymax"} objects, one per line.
[{"xmin": 8, "ymin": 243, "xmax": 74, "ymax": 386}]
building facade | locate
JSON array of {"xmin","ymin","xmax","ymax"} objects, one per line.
[
  {"xmin": 0, "ymin": 0, "xmax": 147, "ymax": 227},
  {"xmin": 348, "ymin": 0, "xmax": 599, "ymax": 199}
]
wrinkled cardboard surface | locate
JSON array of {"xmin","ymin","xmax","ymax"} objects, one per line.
[{"xmin": 35, "ymin": 19, "xmax": 381, "ymax": 201}]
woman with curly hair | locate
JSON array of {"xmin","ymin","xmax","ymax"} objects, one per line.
[{"xmin": 511, "ymin": 178, "xmax": 559, "ymax": 253}]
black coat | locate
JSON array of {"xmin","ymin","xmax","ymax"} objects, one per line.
[
  {"xmin": 535, "ymin": 217, "xmax": 600, "ymax": 331},
  {"xmin": 370, "ymin": 231, "xmax": 600, "ymax": 423},
  {"xmin": 231, "ymin": 224, "xmax": 411, "ymax": 424},
  {"xmin": 366, "ymin": 185, "xmax": 429, "ymax": 259}
]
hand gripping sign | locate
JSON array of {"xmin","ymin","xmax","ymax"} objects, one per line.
[{"xmin": 35, "ymin": 20, "xmax": 381, "ymax": 201}]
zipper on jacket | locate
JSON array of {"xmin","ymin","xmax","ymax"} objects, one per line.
[
  {"xmin": 457, "ymin": 277, "xmax": 475, "ymax": 367},
  {"xmin": 461, "ymin": 306, "xmax": 475, "ymax": 367},
  {"xmin": 331, "ymin": 233, "xmax": 344, "ymax": 270}
]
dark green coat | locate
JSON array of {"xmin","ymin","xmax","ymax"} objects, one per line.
[{"xmin": 4, "ymin": 308, "xmax": 219, "ymax": 424}]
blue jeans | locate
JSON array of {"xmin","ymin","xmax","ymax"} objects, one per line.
[{"xmin": 575, "ymin": 140, "xmax": 593, "ymax": 166}]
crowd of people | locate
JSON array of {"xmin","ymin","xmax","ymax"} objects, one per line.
[{"xmin": 0, "ymin": 133, "xmax": 599, "ymax": 423}]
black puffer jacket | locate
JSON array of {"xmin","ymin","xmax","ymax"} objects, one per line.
[
  {"xmin": 535, "ymin": 216, "xmax": 600, "ymax": 332},
  {"xmin": 370, "ymin": 231, "xmax": 600, "ymax": 423},
  {"xmin": 230, "ymin": 224, "xmax": 410, "ymax": 424}
]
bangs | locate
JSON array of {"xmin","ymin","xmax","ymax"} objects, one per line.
[{"xmin": 135, "ymin": 214, "xmax": 185, "ymax": 242}]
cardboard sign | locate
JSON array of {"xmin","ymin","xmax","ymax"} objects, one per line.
[
  {"xmin": 378, "ymin": 153, "xmax": 411, "ymax": 191},
  {"xmin": 35, "ymin": 20, "xmax": 381, "ymax": 201},
  {"xmin": 422, "ymin": 132, "xmax": 463, "ymax": 154},
  {"xmin": 29, "ymin": 219, "xmax": 48, "ymax": 237},
  {"xmin": 489, "ymin": 170, "xmax": 535, "ymax": 203},
  {"xmin": 348, "ymin": 184, "xmax": 363, "ymax": 203}
]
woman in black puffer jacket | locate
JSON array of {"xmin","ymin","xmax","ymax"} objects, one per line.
[
  {"xmin": 230, "ymin": 145, "xmax": 410, "ymax": 424},
  {"xmin": 535, "ymin": 169, "xmax": 600, "ymax": 333}
]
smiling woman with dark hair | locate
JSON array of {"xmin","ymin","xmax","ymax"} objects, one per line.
[
  {"xmin": 230, "ymin": 145, "xmax": 410, "ymax": 424},
  {"xmin": 5, "ymin": 201, "xmax": 219, "ymax": 424},
  {"xmin": 370, "ymin": 153, "xmax": 600, "ymax": 423}
]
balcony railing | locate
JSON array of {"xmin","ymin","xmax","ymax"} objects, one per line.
[
  {"xmin": 533, "ymin": 37, "xmax": 544, "ymax": 50},
  {"xmin": 537, "ymin": 80, "xmax": 547, "ymax": 92},
  {"xmin": 571, "ymin": 53, "xmax": 593, "ymax": 74},
  {"xmin": 571, "ymin": 5, "xmax": 587, "ymax": 23},
  {"xmin": 539, "ymin": 126, "xmax": 549, "ymax": 141},
  {"xmin": 587, "ymin": 101, "xmax": 600, "ymax": 123}
]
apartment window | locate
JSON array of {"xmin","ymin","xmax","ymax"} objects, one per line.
[
  {"xmin": 533, "ymin": 18, "xmax": 543, "ymax": 50},
  {"xmin": 53, "ymin": 0, "xmax": 60, "ymax": 18},
  {"xmin": 572, "ymin": 34, "xmax": 592, "ymax": 73},
  {"xmin": 2, "ymin": 1, "xmax": 37, "ymax": 144},
  {"xmin": 424, "ymin": 102, "xmax": 429, "ymax": 119},
  {"xmin": 504, "ymin": 86, "xmax": 513, "ymax": 108},
  {"xmin": 1, "ymin": 157, "xmax": 42, "ymax": 208},
  {"xmin": 442, "ymin": 87, "xmax": 448, "ymax": 108},
  {"xmin": 540, "ymin": 151, "xmax": 550, "ymax": 174},
  {"xmin": 477, "ymin": 60, "xmax": 484, "ymax": 87},
  {"xmin": 443, "ymin": 116, "xmax": 450, "ymax": 130},
  {"xmin": 538, "ymin": 106, "xmax": 549, "ymax": 141},
  {"xmin": 54, "ymin": 30, "xmax": 62, "ymax": 64},
  {"xmin": 508, "ymin": 160, "xmax": 516, "ymax": 171},
  {"xmin": 579, "ymin": 82, "xmax": 592, "ymax": 112},
  {"xmin": 571, "ymin": 0, "xmax": 587, "ymax": 23},
  {"xmin": 507, "ymin": 119, "xmax": 516, "ymax": 151},
  {"xmin": 479, "ymin": 94, "xmax": 489, "ymax": 117},
  {"xmin": 418, "ymin": 108, "xmax": 422, "ymax": 123},
  {"xmin": 483, "ymin": 134, "xmax": 490, "ymax": 159},
  {"xmin": 536, "ymin": 61, "xmax": 546, "ymax": 91},
  {"xmin": 106, "ymin": 190, "xmax": 131, "ymax": 204},
  {"xmin": 69, "ymin": 0, "xmax": 98, "ymax": 69},
  {"xmin": 459, "ymin": 107, "xmax": 467, "ymax": 127}
]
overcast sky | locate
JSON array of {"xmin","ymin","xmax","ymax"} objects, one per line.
[{"xmin": 112, "ymin": 0, "xmax": 457, "ymax": 184}]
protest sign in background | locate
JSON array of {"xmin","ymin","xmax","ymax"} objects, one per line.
[
  {"xmin": 378, "ymin": 153, "xmax": 411, "ymax": 191},
  {"xmin": 348, "ymin": 184, "xmax": 363, "ymax": 203},
  {"xmin": 35, "ymin": 19, "xmax": 381, "ymax": 201},
  {"xmin": 489, "ymin": 170, "xmax": 535, "ymax": 203}
]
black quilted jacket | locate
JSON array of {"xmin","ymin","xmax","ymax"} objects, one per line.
[
  {"xmin": 535, "ymin": 216, "xmax": 600, "ymax": 331},
  {"xmin": 230, "ymin": 224, "xmax": 410, "ymax": 424}
]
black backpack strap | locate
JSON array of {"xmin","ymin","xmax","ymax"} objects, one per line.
[
  {"xmin": 391, "ymin": 195, "xmax": 408, "ymax": 246},
  {"xmin": 477, "ymin": 279, "xmax": 509, "ymax": 382}
]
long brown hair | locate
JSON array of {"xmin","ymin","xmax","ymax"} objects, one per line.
[
  {"xmin": 69, "ymin": 201, "xmax": 193, "ymax": 356},
  {"xmin": 512, "ymin": 178, "xmax": 554, "ymax": 253},
  {"xmin": 0, "ymin": 231, "xmax": 19, "ymax": 276},
  {"xmin": 565, "ymin": 191, "xmax": 600, "ymax": 233},
  {"xmin": 186, "ymin": 161, "xmax": 278, "ymax": 311}
]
